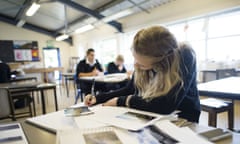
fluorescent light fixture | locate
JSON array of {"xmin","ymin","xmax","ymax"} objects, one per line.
[
  {"xmin": 75, "ymin": 24, "xmax": 94, "ymax": 34},
  {"xmin": 26, "ymin": 2, "xmax": 40, "ymax": 16},
  {"xmin": 56, "ymin": 34, "xmax": 69, "ymax": 41},
  {"xmin": 16, "ymin": 20, "xmax": 26, "ymax": 27},
  {"xmin": 102, "ymin": 9, "xmax": 134, "ymax": 22}
]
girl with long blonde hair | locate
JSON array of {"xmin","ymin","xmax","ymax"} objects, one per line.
[{"xmin": 85, "ymin": 26, "xmax": 200, "ymax": 122}]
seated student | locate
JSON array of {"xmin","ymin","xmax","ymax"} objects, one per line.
[
  {"xmin": 0, "ymin": 60, "xmax": 11, "ymax": 83},
  {"xmin": 107, "ymin": 55, "xmax": 127, "ymax": 74},
  {"xmin": 76, "ymin": 48, "xmax": 105, "ymax": 94},
  {"xmin": 0, "ymin": 60, "xmax": 31, "ymax": 109},
  {"xmin": 85, "ymin": 26, "xmax": 201, "ymax": 123},
  {"xmin": 106, "ymin": 55, "xmax": 128, "ymax": 90}
]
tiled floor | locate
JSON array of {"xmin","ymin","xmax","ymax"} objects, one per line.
[{"xmin": 1, "ymin": 82, "xmax": 240, "ymax": 131}]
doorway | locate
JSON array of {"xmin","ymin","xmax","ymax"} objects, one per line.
[{"xmin": 43, "ymin": 47, "xmax": 61, "ymax": 81}]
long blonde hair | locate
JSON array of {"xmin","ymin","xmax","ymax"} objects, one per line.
[{"xmin": 133, "ymin": 26, "xmax": 182, "ymax": 99}]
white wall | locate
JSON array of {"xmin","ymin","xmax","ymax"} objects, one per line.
[
  {"xmin": 73, "ymin": 0, "xmax": 240, "ymax": 52},
  {"xmin": 0, "ymin": 22, "xmax": 72, "ymax": 71}
]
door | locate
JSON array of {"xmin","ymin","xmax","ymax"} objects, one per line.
[{"xmin": 43, "ymin": 48, "xmax": 61, "ymax": 81}]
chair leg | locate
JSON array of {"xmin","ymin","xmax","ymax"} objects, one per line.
[
  {"xmin": 208, "ymin": 112, "xmax": 217, "ymax": 127},
  {"xmin": 75, "ymin": 89, "xmax": 82, "ymax": 104},
  {"xmin": 228, "ymin": 107, "xmax": 234, "ymax": 130}
]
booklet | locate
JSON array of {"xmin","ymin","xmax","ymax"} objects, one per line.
[{"xmin": 0, "ymin": 123, "xmax": 28, "ymax": 144}]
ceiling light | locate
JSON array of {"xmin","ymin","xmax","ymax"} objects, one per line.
[
  {"xmin": 16, "ymin": 20, "xmax": 26, "ymax": 27},
  {"xmin": 75, "ymin": 24, "xmax": 94, "ymax": 34},
  {"xmin": 26, "ymin": 2, "xmax": 40, "ymax": 16},
  {"xmin": 102, "ymin": 9, "xmax": 134, "ymax": 22},
  {"xmin": 56, "ymin": 34, "xmax": 69, "ymax": 41}
]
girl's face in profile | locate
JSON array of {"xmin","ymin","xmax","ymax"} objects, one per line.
[{"xmin": 133, "ymin": 51, "xmax": 154, "ymax": 70}]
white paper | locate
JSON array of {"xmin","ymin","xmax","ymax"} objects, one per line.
[
  {"xmin": 84, "ymin": 106, "xmax": 169, "ymax": 131},
  {"xmin": 26, "ymin": 111, "xmax": 78, "ymax": 132},
  {"xmin": 155, "ymin": 120, "xmax": 214, "ymax": 144},
  {"xmin": 200, "ymin": 98, "xmax": 228, "ymax": 108}
]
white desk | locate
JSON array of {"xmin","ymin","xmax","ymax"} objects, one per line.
[
  {"xmin": 23, "ymin": 105, "xmax": 240, "ymax": 144},
  {"xmin": 79, "ymin": 73, "xmax": 129, "ymax": 83}
]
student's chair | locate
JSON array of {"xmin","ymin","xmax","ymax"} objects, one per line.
[
  {"xmin": 200, "ymin": 68, "xmax": 236, "ymax": 130},
  {"xmin": 0, "ymin": 88, "xmax": 33, "ymax": 121},
  {"xmin": 200, "ymin": 98, "xmax": 234, "ymax": 130}
]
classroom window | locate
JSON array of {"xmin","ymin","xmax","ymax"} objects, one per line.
[{"xmin": 95, "ymin": 38, "xmax": 117, "ymax": 69}]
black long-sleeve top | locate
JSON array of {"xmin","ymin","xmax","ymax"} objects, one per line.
[
  {"xmin": 0, "ymin": 62, "xmax": 11, "ymax": 83},
  {"xmin": 96, "ymin": 47, "xmax": 200, "ymax": 122},
  {"xmin": 76, "ymin": 59, "xmax": 103, "ymax": 76},
  {"xmin": 107, "ymin": 62, "xmax": 127, "ymax": 74}
]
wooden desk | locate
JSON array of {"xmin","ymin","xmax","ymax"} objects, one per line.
[{"xmin": 23, "ymin": 67, "xmax": 64, "ymax": 82}]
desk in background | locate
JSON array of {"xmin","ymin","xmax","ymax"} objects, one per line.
[
  {"xmin": 61, "ymin": 73, "xmax": 75, "ymax": 97},
  {"xmin": 0, "ymin": 82, "xmax": 58, "ymax": 118},
  {"xmin": 198, "ymin": 77, "xmax": 240, "ymax": 131},
  {"xmin": 200, "ymin": 69, "xmax": 240, "ymax": 82},
  {"xmin": 76, "ymin": 73, "xmax": 129, "ymax": 102},
  {"xmin": 23, "ymin": 67, "xmax": 64, "ymax": 82},
  {"xmin": 10, "ymin": 76, "xmax": 37, "ymax": 82}
]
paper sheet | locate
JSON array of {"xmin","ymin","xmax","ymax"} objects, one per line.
[{"xmin": 26, "ymin": 111, "xmax": 78, "ymax": 132}]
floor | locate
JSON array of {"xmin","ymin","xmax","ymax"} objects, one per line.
[{"xmin": 1, "ymin": 81, "xmax": 240, "ymax": 131}]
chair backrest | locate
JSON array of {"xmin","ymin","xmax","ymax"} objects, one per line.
[
  {"xmin": 0, "ymin": 88, "xmax": 12, "ymax": 119},
  {"xmin": 216, "ymin": 68, "xmax": 236, "ymax": 80}
]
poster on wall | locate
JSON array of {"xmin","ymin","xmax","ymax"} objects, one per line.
[
  {"xmin": 0, "ymin": 40, "xmax": 40, "ymax": 62},
  {"xmin": 13, "ymin": 40, "xmax": 40, "ymax": 61}
]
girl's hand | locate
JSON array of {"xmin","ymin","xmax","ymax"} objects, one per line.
[{"xmin": 84, "ymin": 94, "xmax": 96, "ymax": 106}]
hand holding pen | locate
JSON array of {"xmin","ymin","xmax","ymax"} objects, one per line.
[{"xmin": 84, "ymin": 94, "xmax": 96, "ymax": 106}]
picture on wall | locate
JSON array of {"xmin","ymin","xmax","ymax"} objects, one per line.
[{"xmin": 13, "ymin": 40, "xmax": 40, "ymax": 62}]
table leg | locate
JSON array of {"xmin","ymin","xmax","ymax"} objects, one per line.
[
  {"xmin": 53, "ymin": 87, "xmax": 58, "ymax": 111},
  {"xmin": 65, "ymin": 77, "xmax": 69, "ymax": 97},
  {"xmin": 40, "ymin": 90, "xmax": 46, "ymax": 114}
]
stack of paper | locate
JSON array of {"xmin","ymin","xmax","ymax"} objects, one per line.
[{"xmin": 56, "ymin": 120, "xmax": 213, "ymax": 144}]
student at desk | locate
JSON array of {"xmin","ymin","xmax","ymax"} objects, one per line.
[
  {"xmin": 107, "ymin": 55, "xmax": 127, "ymax": 74},
  {"xmin": 106, "ymin": 55, "xmax": 128, "ymax": 90},
  {"xmin": 0, "ymin": 60, "xmax": 11, "ymax": 83},
  {"xmin": 85, "ymin": 26, "xmax": 201, "ymax": 122},
  {"xmin": 76, "ymin": 48, "xmax": 105, "ymax": 94}
]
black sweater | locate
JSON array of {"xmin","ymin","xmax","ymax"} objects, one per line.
[
  {"xmin": 107, "ymin": 62, "xmax": 127, "ymax": 74},
  {"xmin": 96, "ymin": 48, "xmax": 200, "ymax": 122}
]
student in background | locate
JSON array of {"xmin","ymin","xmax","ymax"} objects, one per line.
[
  {"xmin": 107, "ymin": 55, "xmax": 127, "ymax": 74},
  {"xmin": 76, "ymin": 48, "xmax": 105, "ymax": 94},
  {"xmin": 0, "ymin": 60, "xmax": 11, "ymax": 83},
  {"xmin": 76, "ymin": 48, "xmax": 103, "ymax": 78},
  {"xmin": 106, "ymin": 55, "xmax": 128, "ymax": 90},
  {"xmin": 85, "ymin": 26, "xmax": 201, "ymax": 123}
]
